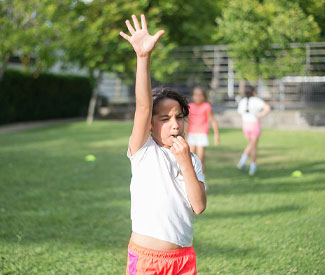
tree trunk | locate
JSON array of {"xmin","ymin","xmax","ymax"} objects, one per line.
[
  {"xmin": 239, "ymin": 79, "xmax": 246, "ymax": 97},
  {"xmin": 86, "ymin": 71, "xmax": 103, "ymax": 124},
  {"xmin": 0, "ymin": 54, "xmax": 10, "ymax": 82}
]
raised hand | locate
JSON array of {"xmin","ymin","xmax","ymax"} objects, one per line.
[{"xmin": 120, "ymin": 14, "xmax": 165, "ymax": 57}]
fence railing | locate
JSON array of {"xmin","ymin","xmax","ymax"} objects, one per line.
[{"xmin": 171, "ymin": 42, "xmax": 325, "ymax": 109}]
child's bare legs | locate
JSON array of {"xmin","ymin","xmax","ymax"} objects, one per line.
[
  {"xmin": 238, "ymin": 137, "xmax": 259, "ymax": 175},
  {"xmin": 243, "ymin": 137, "xmax": 258, "ymax": 162},
  {"xmin": 250, "ymin": 137, "xmax": 259, "ymax": 163},
  {"xmin": 196, "ymin": 146, "xmax": 205, "ymax": 173},
  {"xmin": 189, "ymin": 145, "xmax": 205, "ymax": 172},
  {"xmin": 189, "ymin": 145, "xmax": 196, "ymax": 154},
  {"xmin": 238, "ymin": 137, "xmax": 258, "ymax": 168}
]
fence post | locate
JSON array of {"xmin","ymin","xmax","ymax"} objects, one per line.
[
  {"xmin": 306, "ymin": 44, "xmax": 311, "ymax": 75},
  {"xmin": 279, "ymin": 79, "xmax": 285, "ymax": 111},
  {"xmin": 228, "ymin": 58, "xmax": 234, "ymax": 98}
]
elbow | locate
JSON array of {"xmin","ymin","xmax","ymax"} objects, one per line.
[{"xmin": 193, "ymin": 203, "xmax": 206, "ymax": 215}]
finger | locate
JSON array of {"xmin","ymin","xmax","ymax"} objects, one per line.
[
  {"xmin": 172, "ymin": 141, "xmax": 181, "ymax": 151},
  {"xmin": 153, "ymin": 30, "xmax": 165, "ymax": 42},
  {"xmin": 140, "ymin": 14, "xmax": 147, "ymax": 30},
  {"xmin": 125, "ymin": 19, "xmax": 135, "ymax": 35},
  {"xmin": 176, "ymin": 135, "xmax": 187, "ymax": 145},
  {"xmin": 131, "ymin": 14, "xmax": 141, "ymax": 31},
  {"xmin": 120, "ymin": 31, "xmax": 131, "ymax": 42}
]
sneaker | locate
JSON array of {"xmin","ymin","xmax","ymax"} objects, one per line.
[
  {"xmin": 237, "ymin": 162, "xmax": 246, "ymax": 170},
  {"xmin": 249, "ymin": 167, "xmax": 257, "ymax": 176}
]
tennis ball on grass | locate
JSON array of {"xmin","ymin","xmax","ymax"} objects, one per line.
[
  {"xmin": 291, "ymin": 170, "xmax": 303, "ymax": 177},
  {"xmin": 85, "ymin": 154, "xmax": 96, "ymax": 162}
]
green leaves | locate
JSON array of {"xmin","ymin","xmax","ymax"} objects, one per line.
[{"xmin": 217, "ymin": 0, "xmax": 321, "ymax": 80}]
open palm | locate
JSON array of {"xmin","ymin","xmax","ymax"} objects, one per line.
[{"xmin": 120, "ymin": 14, "xmax": 164, "ymax": 57}]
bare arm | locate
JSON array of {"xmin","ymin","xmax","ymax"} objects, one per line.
[
  {"xmin": 171, "ymin": 136, "xmax": 206, "ymax": 214},
  {"xmin": 120, "ymin": 15, "xmax": 164, "ymax": 155},
  {"xmin": 256, "ymin": 103, "xmax": 271, "ymax": 119},
  {"xmin": 208, "ymin": 111, "xmax": 219, "ymax": 145}
]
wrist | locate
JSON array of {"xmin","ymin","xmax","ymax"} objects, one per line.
[
  {"xmin": 178, "ymin": 158, "xmax": 193, "ymax": 171},
  {"xmin": 137, "ymin": 53, "xmax": 151, "ymax": 59}
]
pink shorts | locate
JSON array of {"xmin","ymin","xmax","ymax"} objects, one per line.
[
  {"xmin": 126, "ymin": 240, "xmax": 197, "ymax": 275},
  {"xmin": 242, "ymin": 121, "xmax": 261, "ymax": 139}
]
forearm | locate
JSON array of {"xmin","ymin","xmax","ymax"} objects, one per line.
[
  {"xmin": 129, "ymin": 55, "xmax": 152, "ymax": 153},
  {"xmin": 135, "ymin": 56, "xmax": 152, "ymax": 112},
  {"xmin": 211, "ymin": 120, "xmax": 219, "ymax": 134},
  {"xmin": 209, "ymin": 113, "xmax": 219, "ymax": 134},
  {"xmin": 181, "ymin": 162, "xmax": 206, "ymax": 215},
  {"xmin": 257, "ymin": 104, "xmax": 271, "ymax": 119}
]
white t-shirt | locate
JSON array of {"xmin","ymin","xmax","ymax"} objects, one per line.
[
  {"xmin": 127, "ymin": 136, "xmax": 205, "ymax": 247},
  {"xmin": 237, "ymin": 96, "xmax": 265, "ymax": 122}
]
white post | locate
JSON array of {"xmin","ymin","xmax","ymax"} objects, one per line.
[
  {"xmin": 279, "ymin": 79, "xmax": 285, "ymax": 111},
  {"xmin": 228, "ymin": 58, "xmax": 234, "ymax": 98}
]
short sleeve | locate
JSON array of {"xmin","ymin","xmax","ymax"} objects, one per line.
[
  {"xmin": 237, "ymin": 99, "xmax": 245, "ymax": 114},
  {"xmin": 191, "ymin": 153, "xmax": 205, "ymax": 183},
  {"xmin": 205, "ymin": 103, "xmax": 212, "ymax": 113},
  {"xmin": 127, "ymin": 136, "xmax": 153, "ymax": 163},
  {"xmin": 256, "ymin": 97, "xmax": 265, "ymax": 110}
]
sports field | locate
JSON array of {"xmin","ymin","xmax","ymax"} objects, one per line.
[{"xmin": 0, "ymin": 121, "xmax": 324, "ymax": 274}]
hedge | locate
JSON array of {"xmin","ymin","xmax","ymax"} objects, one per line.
[{"xmin": 0, "ymin": 69, "xmax": 92, "ymax": 124}]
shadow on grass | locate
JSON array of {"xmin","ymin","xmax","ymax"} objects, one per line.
[
  {"xmin": 195, "ymin": 241, "xmax": 261, "ymax": 259},
  {"xmin": 202, "ymin": 205, "xmax": 302, "ymax": 219},
  {"xmin": 205, "ymin": 159, "xmax": 325, "ymax": 196},
  {"xmin": 0, "ymin": 147, "xmax": 132, "ymax": 250}
]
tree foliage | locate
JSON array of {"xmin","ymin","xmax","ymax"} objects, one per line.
[
  {"xmin": 0, "ymin": 0, "xmax": 63, "ymax": 79},
  {"xmin": 217, "ymin": 0, "xmax": 321, "ymax": 80}
]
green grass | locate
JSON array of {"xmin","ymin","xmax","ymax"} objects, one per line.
[{"xmin": 0, "ymin": 121, "xmax": 324, "ymax": 274}]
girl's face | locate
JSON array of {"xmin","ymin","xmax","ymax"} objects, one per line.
[
  {"xmin": 192, "ymin": 88, "xmax": 205, "ymax": 105},
  {"xmin": 151, "ymin": 98, "xmax": 185, "ymax": 149}
]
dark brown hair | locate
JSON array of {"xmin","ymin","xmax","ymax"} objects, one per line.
[
  {"xmin": 244, "ymin": 85, "xmax": 256, "ymax": 98},
  {"xmin": 152, "ymin": 87, "xmax": 189, "ymax": 117},
  {"xmin": 244, "ymin": 85, "xmax": 256, "ymax": 113}
]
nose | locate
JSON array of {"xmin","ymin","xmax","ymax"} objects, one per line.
[{"xmin": 171, "ymin": 116, "xmax": 179, "ymax": 130}]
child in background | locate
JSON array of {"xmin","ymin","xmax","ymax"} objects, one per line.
[
  {"xmin": 237, "ymin": 85, "xmax": 271, "ymax": 175},
  {"xmin": 187, "ymin": 87, "xmax": 219, "ymax": 174},
  {"xmin": 120, "ymin": 15, "xmax": 206, "ymax": 274}
]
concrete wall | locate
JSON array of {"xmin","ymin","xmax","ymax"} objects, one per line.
[{"xmin": 214, "ymin": 108, "xmax": 325, "ymax": 129}]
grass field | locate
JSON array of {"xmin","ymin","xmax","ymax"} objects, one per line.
[{"xmin": 0, "ymin": 121, "xmax": 324, "ymax": 274}]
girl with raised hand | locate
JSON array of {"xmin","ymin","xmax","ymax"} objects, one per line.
[{"xmin": 120, "ymin": 15, "xmax": 206, "ymax": 274}]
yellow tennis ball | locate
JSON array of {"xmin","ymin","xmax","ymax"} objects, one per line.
[
  {"xmin": 85, "ymin": 154, "xmax": 96, "ymax": 162},
  {"xmin": 291, "ymin": 170, "xmax": 302, "ymax": 177}
]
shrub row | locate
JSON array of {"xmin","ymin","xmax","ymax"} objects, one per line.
[{"xmin": 0, "ymin": 69, "xmax": 92, "ymax": 124}]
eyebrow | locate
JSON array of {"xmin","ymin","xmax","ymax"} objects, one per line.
[{"xmin": 158, "ymin": 113, "xmax": 183, "ymax": 118}]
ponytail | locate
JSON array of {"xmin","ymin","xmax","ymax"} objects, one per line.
[{"xmin": 244, "ymin": 85, "xmax": 255, "ymax": 113}]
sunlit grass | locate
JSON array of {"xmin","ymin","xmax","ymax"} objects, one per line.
[{"xmin": 0, "ymin": 121, "xmax": 324, "ymax": 274}]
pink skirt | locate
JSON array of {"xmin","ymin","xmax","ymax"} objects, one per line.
[{"xmin": 242, "ymin": 121, "xmax": 261, "ymax": 139}]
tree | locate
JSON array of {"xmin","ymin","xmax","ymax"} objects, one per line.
[
  {"xmin": 0, "ymin": 0, "xmax": 62, "ymax": 81},
  {"xmin": 61, "ymin": 0, "xmax": 227, "ymax": 123},
  {"xmin": 295, "ymin": 0, "xmax": 325, "ymax": 38},
  {"xmin": 217, "ymin": 0, "xmax": 321, "ymax": 81}
]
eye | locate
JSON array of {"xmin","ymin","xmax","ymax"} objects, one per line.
[{"xmin": 176, "ymin": 115, "xmax": 184, "ymax": 120}]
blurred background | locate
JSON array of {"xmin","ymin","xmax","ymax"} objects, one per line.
[{"xmin": 1, "ymin": 0, "xmax": 324, "ymax": 128}]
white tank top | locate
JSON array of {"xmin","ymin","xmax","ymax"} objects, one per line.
[{"xmin": 127, "ymin": 137, "xmax": 205, "ymax": 247}]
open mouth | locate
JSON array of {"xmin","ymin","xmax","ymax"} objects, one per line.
[{"xmin": 172, "ymin": 134, "xmax": 179, "ymax": 138}]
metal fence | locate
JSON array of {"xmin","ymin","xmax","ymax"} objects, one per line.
[{"xmin": 170, "ymin": 42, "xmax": 325, "ymax": 109}]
